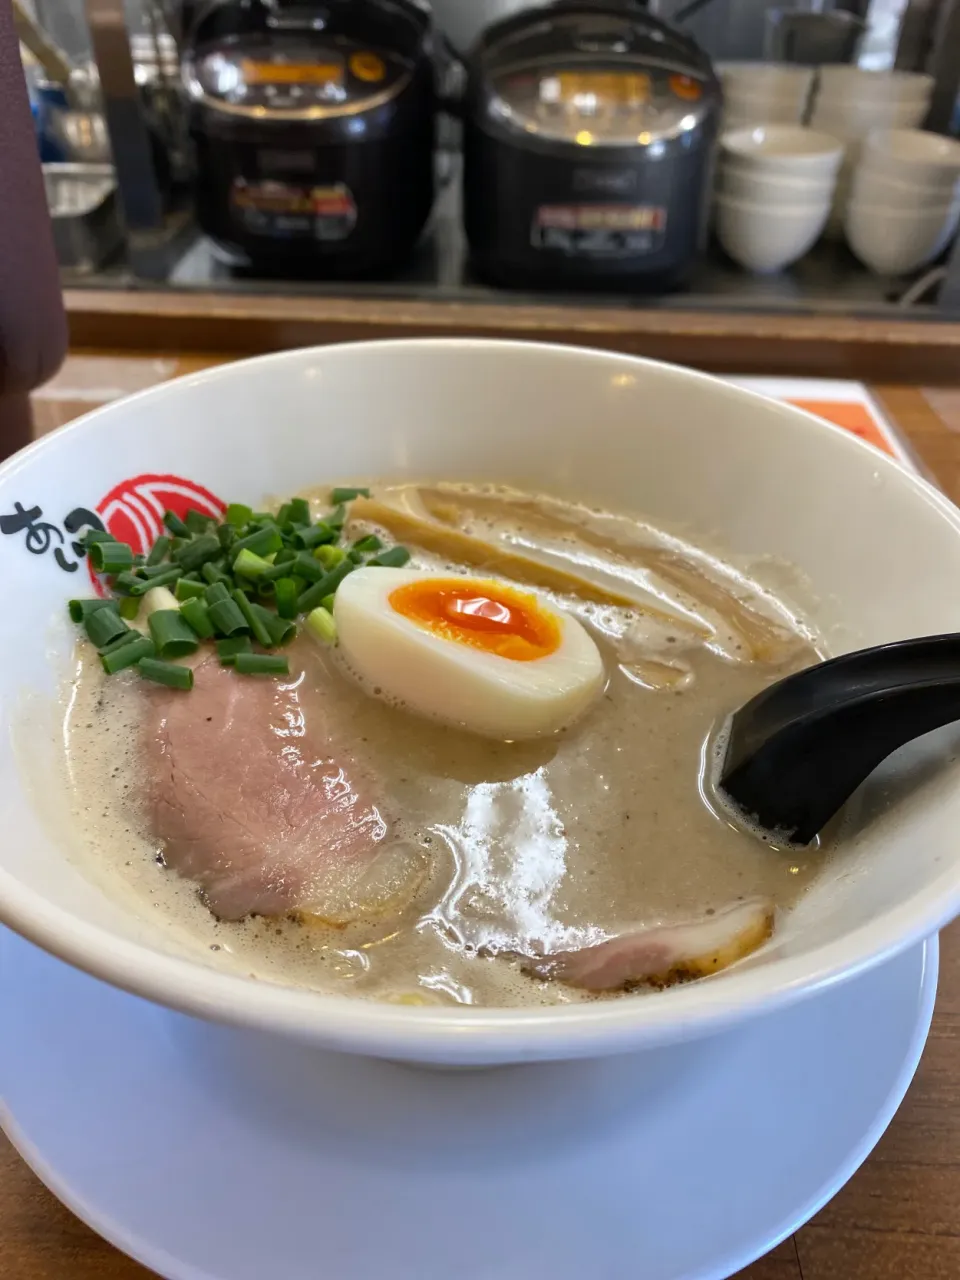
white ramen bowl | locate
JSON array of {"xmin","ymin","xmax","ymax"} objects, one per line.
[{"xmin": 3, "ymin": 339, "xmax": 960, "ymax": 1067}]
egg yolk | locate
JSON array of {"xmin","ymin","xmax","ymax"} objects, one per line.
[{"xmin": 388, "ymin": 578, "xmax": 562, "ymax": 662}]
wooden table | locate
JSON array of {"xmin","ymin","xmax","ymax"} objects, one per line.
[{"xmin": 4, "ymin": 360, "xmax": 960, "ymax": 1280}]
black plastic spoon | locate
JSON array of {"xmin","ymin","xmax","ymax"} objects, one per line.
[{"xmin": 718, "ymin": 633, "xmax": 960, "ymax": 846}]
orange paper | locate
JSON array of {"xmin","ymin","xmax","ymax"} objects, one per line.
[{"xmin": 788, "ymin": 399, "xmax": 894, "ymax": 457}]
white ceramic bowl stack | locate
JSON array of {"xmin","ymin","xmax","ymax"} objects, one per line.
[
  {"xmin": 808, "ymin": 69, "xmax": 935, "ymax": 236},
  {"xmin": 845, "ymin": 129, "xmax": 960, "ymax": 275},
  {"xmin": 717, "ymin": 62, "xmax": 815, "ymax": 130},
  {"xmin": 714, "ymin": 125, "xmax": 843, "ymax": 273}
]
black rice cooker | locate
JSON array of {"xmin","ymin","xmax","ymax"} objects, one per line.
[
  {"xmin": 185, "ymin": 0, "xmax": 436, "ymax": 276},
  {"xmin": 462, "ymin": 1, "xmax": 721, "ymax": 291}
]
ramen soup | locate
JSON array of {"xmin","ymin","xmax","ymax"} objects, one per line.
[{"xmin": 59, "ymin": 482, "xmax": 829, "ymax": 1007}]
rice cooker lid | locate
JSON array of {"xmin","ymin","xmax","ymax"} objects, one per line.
[
  {"xmin": 474, "ymin": 4, "xmax": 718, "ymax": 148},
  {"xmin": 187, "ymin": 1, "xmax": 429, "ymax": 122}
]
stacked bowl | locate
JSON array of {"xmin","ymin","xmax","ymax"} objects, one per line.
[
  {"xmin": 810, "ymin": 68, "xmax": 935, "ymax": 135},
  {"xmin": 714, "ymin": 125, "xmax": 844, "ymax": 273},
  {"xmin": 808, "ymin": 69, "xmax": 935, "ymax": 235},
  {"xmin": 845, "ymin": 129, "xmax": 960, "ymax": 275},
  {"xmin": 717, "ymin": 62, "xmax": 815, "ymax": 130}
]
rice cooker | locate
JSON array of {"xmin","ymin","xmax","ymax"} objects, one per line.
[
  {"xmin": 462, "ymin": 0, "xmax": 721, "ymax": 291},
  {"xmin": 185, "ymin": 0, "xmax": 436, "ymax": 276}
]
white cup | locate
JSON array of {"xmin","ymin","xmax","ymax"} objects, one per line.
[
  {"xmin": 718, "ymin": 62, "xmax": 816, "ymax": 99},
  {"xmin": 845, "ymin": 198, "xmax": 960, "ymax": 275},
  {"xmin": 851, "ymin": 165, "xmax": 960, "ymax": 211},
  {"xmin": 722, "ymin": 103, "xmax": 804, "ymax": 128},
  {"xmin": 811, "ymin": 99, "xmax": 930, "ymax": 135},
  {"xmin": 823, "ymin": 165, "xmax": 856, "ymax": 240},
  {"xmin": 716, "ymin": 193, "xmax": 831, "ymax": 272},
  {"xmin": 717, "ymin": 160, "xmax": 836, "ymax": 204},
  {"xmin": 720, "ymin": 125, "xmax": 845, "ymax": 179},
  {"xmin": 816, "ymin": 68, "xmax": 934, "ymax": 105},
  {"xmin": 861, "ymin": 129, "xmax": 960, "ymax": 188}
]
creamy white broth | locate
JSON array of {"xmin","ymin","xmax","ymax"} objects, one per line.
[{"xmin": 58, "ymin": 483, "xmax": 829, "ymax": 1007}]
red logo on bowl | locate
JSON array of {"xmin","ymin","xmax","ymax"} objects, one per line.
[{"xmin": 90, "ymin": 473, "xmax": 225, "ymax": 592}]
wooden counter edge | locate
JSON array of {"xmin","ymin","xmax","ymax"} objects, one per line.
[{"xmin": 64, "ymin": 288, "xmax": 960, "ymax": 384}]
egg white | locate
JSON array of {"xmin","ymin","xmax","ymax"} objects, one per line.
[{"xmin": 333, "ymin": 568, "xmax": 605, "ymax": 740}]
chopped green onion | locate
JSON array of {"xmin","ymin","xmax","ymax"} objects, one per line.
[
  {"xmin": 276, "ymin": 502, "xmax": 293, "ymax": 526},
  {"xmin": 352, "ymin": 534, "xmax": 382, "ymax": 554},
  {"xmin": 255, "ymin": 579, "xmax": 276, "ymax": 600},
  {"xmin": 89, "ymin": 541, "xmax": 135, "ymax": 574},
  {"xmin": 112, "ymin": 571, "xmax": 143, "ymax": 595},
  {"xmin": 163, "ymin": 510, "xmax": 190, "ymax": 537},
  {"xmin": 101, "ymin": 635, "xmax": 156, "ymax": 675},
  {"xmin": 82, "ymin": 529, "xmax": 114, "ymax": 547},
  {"xmin": 250, "ymin": 602, "xmax": 296, "ymax": 647},
  {"xmin": 369, "ymin": 546, "xmax": 411, "ymax": 568},
  {"xmin": 217, "ymin": 523, "xmax": 236, "ymax": 552},
  {"xmin": 233, "ymin": 589, "xmax": 272, "ymax": 648},
  {"xmin": 293, "ymin": 522, "xmax": 336, "ymax": 550},
  {"xmin": 233, "ymin": 548, "xmax": 273, "ymax": 580},
  {"xmin": 138, "ymin": 657, "xmax": 193, "ymax": 690},
  {"xmin": 142, "ymin": 585, "xmax": 180, "ymax": 616},
  {"xmin": 146, "ymin": 535, "xmax": 170, "ymax": 566},
  {"xmin": 235, "ymin": 653, "xmax": 290, "ymax": 676},
  {"xmin": 204, "ymin": 580, "xmax": 231, "ymax": 606},
  {"xmin": 208, "ymin": 597, "xmax": 249, "ymax": 637},
  {"xmin": 118, "ymin": 596, "xmax": 141, "ymax": 621},
  {"xmin": 185, "ymin": 508, "xmax": 212, "ymax": 535},
  {"xmin": 180, "ymin": 597, "xmax": 215, "ymax": 640},
  {"xmin": 225, "ymin": 503, "xmax": 253, "ymax": 528},
  {"xmin": 297, "ymin": 558, "xmax": 355, "ymax": 614},
  {"xmin": 347, "ymin": 549, "xmax": 365, "ymax": 564},
  {"xmin": 275, "ymin": 578, "xmax": 298, "ymax": 619},
  {"xmin": 313, "ymin": 544, "xmax": 346, "ymax": 569},
  {"xmin": 174, "ymin": 534, "xmax": 222, "ymax": 573},
  {"xmin": 217, "ymin": 635, "xmax": 253, "ymax": 664},
  {"xmin": 251, "ymin": 511, "xmax": 273, "ymax": 524},
  {"xmin": 175, "ymin": 578, "xmax": 206, "ymax": 602},
  {"xmin": 140, "ymin": 562, "xmax": 179, "ymax": 579},
  {"xmin": 128, "ymin": 566, "xmax": 182, "ymax": 595},
  {"xmin": 288, "ymin": 497, "xmax": 311, "ymax": 526},
  {"xmin": 331, "ymin": 487, "xmax": 370, "ymax": 503},
  {"xmin": 321, "ymin": 593, "xmax": 335, "ymax": 613},
  {"xmin": 98, "ymin": 629, "xmax": 143, "ymax": 657},
  {"xmin": 327, "ymin": 503, "xmax": 347, "ymax": 530},
  {"xmin": 306, "ymin": 606, "xmax": 337, "ymax": 645},
  {"xmin": 68, "ymin": 598, "xmax": 115, "ymax": 623},
  {"xmin": 202, "ymin": 560, "xmax": 230, "ymax": 586},
  {"xmin": 148, "ymin": 610, "xmax": 200, "ymax": 659},
  {"xmin": 85, "ymin": 607, "xmax": 128, "ymax": 649},
  {"xmin": 274, "ymin": 546, "xmax": 297, "ymax": 565},
  {"xmin": 292, "ymin": 551, "xmax": 325, "ymax": 584},
  {"xmin": 255, "ymin": 556, "xmax": 299, "ymax": 583},
  {"xmin": 232, "ymin": 526, "xmax": 283, "ymax": 559}
]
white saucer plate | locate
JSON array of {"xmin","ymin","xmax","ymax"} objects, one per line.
[{"xmin": 0, "ymin": 929, "xmax": 938, "ymax": 1280}]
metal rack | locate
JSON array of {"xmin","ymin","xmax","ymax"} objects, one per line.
[{"xmin": 60, "ymin": 0, "xmax": 960, "ymax": 318}]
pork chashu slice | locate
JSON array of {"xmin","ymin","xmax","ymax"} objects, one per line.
[{"xmin": 145, "ymin": 654, "xmax": 394, "ymax": 921}]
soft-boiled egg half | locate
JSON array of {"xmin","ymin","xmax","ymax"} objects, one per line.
[{"xmin": 334, "ymin": 568, "xmax": 605, "ymax": 739}]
